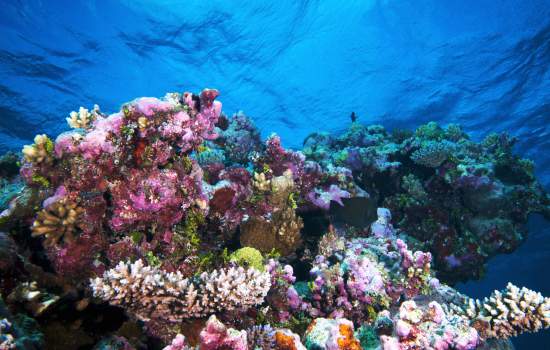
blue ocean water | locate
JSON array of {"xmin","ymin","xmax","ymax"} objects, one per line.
[{"xmin": 1, "ymin": 0, "xmax": 550, "ymax": 348}]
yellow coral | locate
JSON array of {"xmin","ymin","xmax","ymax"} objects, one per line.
[
  {"xmin": 22, "ymin": 134, "xmax": 54, "ymax": 165},
  {"xmin": 229, "ymin": 247, "xmax": 265, "ymax": 271}
]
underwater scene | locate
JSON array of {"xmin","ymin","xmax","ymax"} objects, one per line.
[{"xmin": 1, "ymin": 0, "xmax": 550, "ymax": 349}]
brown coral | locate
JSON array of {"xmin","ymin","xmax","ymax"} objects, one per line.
[
  {"xmin": 31, "ymin": 199, "xmax": 84, "ymax": 246},
  {"xmin": 240, "ymin": 206, "xmax": 303, "ymax": 256}
]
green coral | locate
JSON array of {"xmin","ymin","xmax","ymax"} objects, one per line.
[
  {"xmin": 44, "ymin": 137, "xmax": 54, "ymax": 154},
  {"xmin": 171, "ymin": 209, "xmax": 204, "ymax": 259},
  {"xmin": 181, "ymin": 155, "xmax": 194, "ymax": 173},
  {"xmin": 288, "ymin": 192, "xmax": 298, "ymax": 210},
  {"xmin": 145, "ymin": 251, "xmax": 162, "ymax": 268},
  {"xmin": 120, "ymin": 125, "xmax": 135, "ymax": 137},
  {"xmin": 411, "ymin": 140, "xmax": 454, "ymax": 168},
  {"xmin": 444, "ymin": 123, "xmax": 466, "ymax": 142},
  {"xmin": 31, "ymin": 174, "xmax": 50, "ymax": 188},
  {"xmin": 355, "ymin": 325, "xmax": 380, "ymax": 350},
  {"xmin": 229, "ymin": 247, "xmax": 265, "ymax": 271},
  {"xmin": 415, "ymin": 121, "xmax": 444, "ymax": 140},
  {"xmin": 130, "ymin": 231, "xmax": 143, "ymax": 244}
]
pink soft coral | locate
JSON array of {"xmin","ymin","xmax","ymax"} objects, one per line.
[{"xmin": 199, "ymin": 315, "xmax": 247, "ymax": 350}]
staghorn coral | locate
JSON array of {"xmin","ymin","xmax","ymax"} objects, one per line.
[
  {"xmin": 31, "ymin": 198, "xmax": 84, "ymax": 246},
  {"xmin": 252, "ymin": 172, "xmax": 271, "ymax": 192},
  {"xmin": 90, "ymin": 259, "xmax": 271, "ymax": 322},
  {"xmin": 451, "ymin": 283, "xmax": 550, "ymax": 339}
]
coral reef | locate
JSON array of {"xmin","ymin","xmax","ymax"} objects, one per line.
[
  {"xmin": 302, "ymin": 121, "xmax": 550, "ymax": 282},
  {"xmin": 0, "ymin": 88, "xmax": 548, "ymax": 349}
]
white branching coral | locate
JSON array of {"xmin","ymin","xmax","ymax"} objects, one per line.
[
  {"xmin": 66, "ymin": 105, "xmax": 100, "ymax": 129},
  {"xmin": 453, "ymin": 282, "xmax": 550, "ymax": 339},
  {"xmin": 90, "ymin": 259, "xmax": 271, "ymax": 322}
]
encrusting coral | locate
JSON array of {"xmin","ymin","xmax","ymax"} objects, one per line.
[{"xmin": 90, "ymin": 259, "xmax": 271, "ymax": 322}]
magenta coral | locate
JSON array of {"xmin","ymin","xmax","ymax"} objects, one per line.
[{"xmin": 199, "ymin": 315, "xmax": 247, "ymax": 350}]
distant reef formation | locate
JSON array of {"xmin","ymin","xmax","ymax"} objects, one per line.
[{"xmin": 0, "ymin": 89, "xmax": 548, "ymax": 349}]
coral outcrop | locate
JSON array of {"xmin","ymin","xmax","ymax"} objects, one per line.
[
  {"xmin": 302, "ymin": 121, "xmax": 550, "ymax": 282},
  {"xmin": 0, "ymin": 88, "xmax": 548, "ymax": 349}
]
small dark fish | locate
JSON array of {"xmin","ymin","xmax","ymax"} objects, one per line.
[{"xmin": 351, "ymin": 112, "xmax": 357, "ymax": 123}]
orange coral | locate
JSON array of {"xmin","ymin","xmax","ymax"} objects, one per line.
[
  {"xmin": 336, "ymin": 324, "xmax": 362, "ymax": 350},
  {"xmin": 274, "ymin": 331, "xmax": 298, "ymax": 350}
]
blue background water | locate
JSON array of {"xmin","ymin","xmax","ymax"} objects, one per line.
[{"xmin": 1, "ymin": 0, "xmax": 549, "ymax": 347}]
